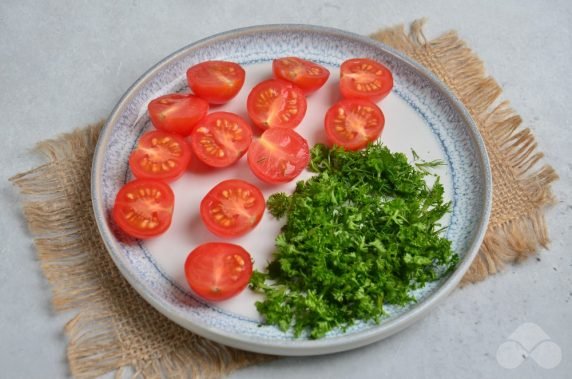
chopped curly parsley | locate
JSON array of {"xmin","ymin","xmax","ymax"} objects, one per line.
[{"xmin": 250, "ymin": 144, "xmax": 458, "ymax": 339}]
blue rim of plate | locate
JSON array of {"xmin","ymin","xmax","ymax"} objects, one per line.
[{"xmin": 91, "ymin": 24, "xmax": 492, "ymax": 356}]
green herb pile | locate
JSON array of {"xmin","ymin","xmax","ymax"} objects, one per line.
[{"xmin": 250, "ymin": 143, "xmax": 458, "ymax": 339}]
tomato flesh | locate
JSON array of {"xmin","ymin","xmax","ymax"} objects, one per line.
[
  {"xmin": 129, "ymin": 130, "xmax": 191, "ymax": 182},
  {"xmin": 246, "ymin": 79, "xmax": 307, "ymax": 130},
  {"xmin": 186, "ymin": 61, "xmax": 245, "ymax": 104},
  {"xmin": 272, "ymin": 57, "xmax": 330, "ymax": 95},
  {"xmin": 247, "ymin": 127, "xmax": 310, "ymax": 184},
  {"xmin": 340, "ymin": 58, "xmax": 393, "ymax": 103},
  {"xmin": 324, "ymin": 99, "xmax": 385, "ymax": 151},
  {"xmin": 190, "ymin": 112, "xmax": 253, "ymax": 168},
  {"xmin": 200, "ymin": 179, "xmax": 265, "ymax": 237},
  {"xmin": 148, "ymin": 93, "xmax": 208, "ymax": 136},
  {"xmin": 185, "ymin": 243, "xmax": 253, "ymax": 301},
  {"xmin": 112, "ymin": 179, "xmax": 174, "ymax": 239}
]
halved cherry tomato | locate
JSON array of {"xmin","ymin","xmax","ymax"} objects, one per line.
[
  {"xmin": 186, "ymin": 61, "xmax": 245, "ymax": 104},
  {"xmin": 272, "ymin": 57, "xmax": 330, "ymax": 95},
  {"xmin": 148, "ymin": 93, "xmax": 208, "ymax": 136},
  {"xmin": 185, "ymin": 242, "xmax": 253, "ymax": 301},
  {"xmin": 340, "ymin": 58, "xmax": 393, "ymax": 102},
  {"xmin": 190, "ymin": 112, "xmax": 253, "ymax": 168},
  {"xmin": 324, "ymin": 98, "xmax": 385, "ymax": 151},
  {"xmin": 129, "ymin": 130, "xmax": 191, "ymax": 182},
  {"xmin": 200, "ymin": 179, "xmax": 265, "ymax": 238},
  {"xmin": 247, "ymin": 127, "xmax": 309, "ymax": 184},
  {"xmin": 112, "ymin": 179, "xmax": 174, "ymax": 239},
  {"xmin": 246, "ymin": 79, "xmax": 307, "ymax": 130}
]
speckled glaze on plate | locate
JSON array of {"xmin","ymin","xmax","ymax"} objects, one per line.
[{"xmin": 91, "ymin": 24, "xmax": 492, "ymax": 356}]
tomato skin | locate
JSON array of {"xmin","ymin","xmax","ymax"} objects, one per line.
[
  {"xmin": 339, "ymin": 58, "xmax": 393, "ymax": 103},
  {"xmin": 246, "ymin": 79, "xmax": 307, "ymax": 130},
  {"xmin": 148, "ymin": 93, "xmax": 209, "ymax": 136},
  {"xmin": 129, "ymin": 130, "xmax": 191, "ymax": 182},
  {"xmin": 247, "ymin": 127, "xmax": 310, "ymax": 184},
  {"xmin": 184, "ymin": 243, "xmax": 253, "ymax": 301},
  {"xmin": 324, "ymin": 98, "xmax": 385, "ymax": 151},
  {"xmin": 272, "ymin": 57, "xmax": 330, "ymax": 95},
  {"xmin": 112, "ymin": 179, "xmax": 174, "ymax": 239},
  {"xmin": 186, "ymin": 61, "xmax": 246, "ymax": 104},
  {"xmin": 190, "ymin": 112, "xmax": 253, "ymax": 168},
  {"xmin": 200, "ymin": 179, "xmax": 265, "ymax": 238}
]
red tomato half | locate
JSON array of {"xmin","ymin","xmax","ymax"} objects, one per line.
[
  {"xmin": 148, "ymin": 93, "xmax": 209, "ymax": 136},
  {"xmin": 200, "ymin": 179, "xmax": 265, "ymax": 238},
  {"xmin": 112, "ymin": 179, "xmax": 174, "ymax": 239},
  {"xmin": 246, "ymin": 79, "xmax": 307, "ymax": 130},
  {"xmin": 186, "ymin": 61, "xmax": 246, "ymax": 104},
  {"xmin": 185, "ymin": 242, "xmax": 253, "ymax": 301},
  {"xmin": 129, "ymin": 130, "xmax": 191, "ymax": 182},
  {"xmin": 272, "ymin": 57, "xmax": 330, "ymax": 95},
  {"xmin": 190, "ymin": 112, "xmax": 253, "ymax": 168},
  {"xmin": 324, "ymin": 99, "xmax": 385, "ymax": 151},
  {"xmin": 340, "ymin": 58, "xmax": 393, "ymax": 102},
  {"xmin": 247, "ymin": 127, "xmax": 310, "ymax": 184}
]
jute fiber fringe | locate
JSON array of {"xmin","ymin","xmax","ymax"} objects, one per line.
[
  {"xmin": 10, "ymin": 20, "xmax": 557, "ymax": 378},
  {"xmin": 10, "ymin": 124, "xmax": 274, "ymax": 379}
]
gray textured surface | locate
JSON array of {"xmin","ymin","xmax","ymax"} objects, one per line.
[{"xmin": 0, "ymin": 1, "xmax": 570, "ymax": 378}]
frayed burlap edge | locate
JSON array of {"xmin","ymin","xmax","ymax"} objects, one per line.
[
  {"xmin": 9, "ymin": 20, "xmax": 558, "ymax": 378},
  {"xmin": 371, "ymin": 19, "xmax": 557, "ymax": 283},
  {"xmin": 10, "ymin": 123, "xmax": 274, "ymax": 378}
]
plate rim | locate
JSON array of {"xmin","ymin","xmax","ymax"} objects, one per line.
[{"xmin": 91, "ymin": 23, "xmax": 492, "ymax": 356}]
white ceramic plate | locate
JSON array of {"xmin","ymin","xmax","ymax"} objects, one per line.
[{"xmin": 92, "ymin": 25, "xmax": 491, "ymax": 355}]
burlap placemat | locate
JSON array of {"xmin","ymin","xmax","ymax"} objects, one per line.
[{"xmin": 10, "ymin": 20, "xmax": 557, "ymax": 378}]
